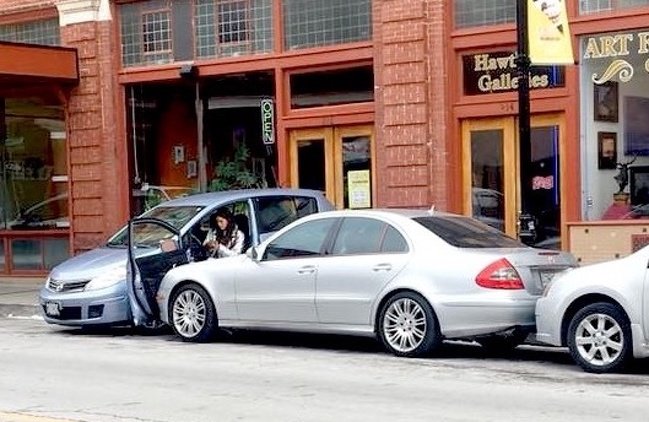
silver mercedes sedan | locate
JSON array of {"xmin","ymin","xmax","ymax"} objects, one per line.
[{"xmin": 139, "ymin": 209, "xmax": 577, "ymax": 357}]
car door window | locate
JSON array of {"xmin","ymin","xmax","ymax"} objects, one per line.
[
  {"xmin": 381, "ymin": 225, "xmax": 409, "ymax": 253},
  {"xmin": 331, "ymin": 217, "xmax": 385, "ymax": 256},
  {"xmin": 295, "ymin": 196, "xmax": 318, "ymax": 217},
  {"xmin": 255, "ymin": 196, "xmax": 299, "ymax": 236},
  {"xmin": 264, "ymin": 218, "xmax": 336, "ymax": 261},
  {"xmin": 190, "ymin": 200, "xmax": 251, "ymax": 246}
]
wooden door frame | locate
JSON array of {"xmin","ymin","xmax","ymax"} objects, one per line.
[
  {"xmin": 461, "ymin": 117, "xmax": 517, "ymax": 236},
  {"xmin": 289, "ymin": 125, "xmax": 375, "ymax": 209},
  {"xmin": 462, "ymin": 114, "xmax": 567, "ymax": 243}
]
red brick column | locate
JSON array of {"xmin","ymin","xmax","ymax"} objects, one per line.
[
  {"xmin": 373, "ymin": 0, "xmax": 450, "ymax": 209},
  {"xmin": 59, "ymin": 11, "xmax": 126, "ymax": 253}
]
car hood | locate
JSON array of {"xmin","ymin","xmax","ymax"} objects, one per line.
[{"xmin": 49, "ymin": 247, "xmax": 128, "ymax": 281}]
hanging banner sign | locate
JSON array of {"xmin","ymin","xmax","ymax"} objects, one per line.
[
  {"xmin": 260, "ymin": 98, "xmax": 275, "ymax": 145},
  {"xmin": 528, "ymin": 0, "xmax": 574, "ymax": 65}
]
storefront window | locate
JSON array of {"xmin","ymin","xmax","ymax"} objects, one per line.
[
  {"xmin": 0, "ymin": 97, "xmax": 68, "ymax": 231},
  {"xmin": 0, "ymin": 19, "xmax": 60, "ymax": 46},
  {"xmin": 454, "ymin": 0, "xmax": 515, "ymax": 29},
  {"xmin": 580, "ymin": 30, "xmax": 649, "ymax": 221},
  {"xmin": 580, "ymin": 0, "xmax": 649, "ymax": 15},
  {"xmin": 283, "ymin": 0, "xmax": 371, "ymax": 50}
]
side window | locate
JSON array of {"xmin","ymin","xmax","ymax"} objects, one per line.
[
  {"xmin": 190, "ymin": 200, "xmax": 251, "ymax": 244},
  {"xmin": 264, "ymin": 218, "xmax": 336, "ymax": 261},
  {"xmin": 381, "ymin": 225, "xmax": 409, "ymax": 253},
  {"xmin": 255, "ymin": 196, "xmax": 299, "ymax": 236},
  {"xmin": 295, "ymin": 196, "xmax": 318, "ymax": 218},
  {"xmin": 331, "ymin": 217, "xmax": 385, "ymax": 256}
]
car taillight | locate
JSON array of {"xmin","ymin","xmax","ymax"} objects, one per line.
[{"xmin": 475, "ymin": 258, "xmax": 524, "ymax": 289}]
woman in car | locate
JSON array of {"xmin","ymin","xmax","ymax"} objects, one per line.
[{"xmin": 203, "ymin": 208, "xmax": 245, "ymax": 258}]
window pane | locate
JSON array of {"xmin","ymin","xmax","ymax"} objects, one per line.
[
  {"xmin": 454, "ymin": 0, "xmax": 515, "ymax": 29},
  {"xmin": 381, "ymin": 226, "xmax": 408, "ymax": 253},
  {"xmin": 0, "ymin": 18, "xmax": 60, "ymax": 46},
  {"xmin": 12, "ymin": 239, "xmax": 41, "ymax": 270},
  {"xmin": 332, "ymin": 217, "xmax": 384, "ymax": 255},
  {"xmin": 580, "ymin": 0, "xmax": 649, "ymax": 14},
  {"xmin": 195, "ymin": 0, "xmax": 273, "ymax": 59},
  {"xmin": 120, "ymin": 0, "xmax": 175, "ymax": 67},
  {"xmin": 2, "ymin": 98, "xmax": 68, "ymax": 231},
  {"xmin": 44, "ymin": 238, "xmax": 69, "ymax": 270},
  {"xmin": 256, "ymin": 197, "xmax": 298, "ymax": 235},
  {"xmin": 290, "ymin": 66, "xmax": 374, "ymax": 109},
  {"xmin": 264, "ymin": 218, "xmax": 336, "ymax": 260},
  {"xmin": 413, "ymin": 216, "xmax": 523, "ymax": 248},
  {"xmin": 284, "ymin": 0, "xmax": 371, "ymax": 50},
  {"xmin": 295, "ymin": 197, "xmax": 317, "ymax": 218}
]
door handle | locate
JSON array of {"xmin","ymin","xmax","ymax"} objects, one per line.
[
  {"xmin": 372, "ymin": 263, "xmax": 392, "ymax": 272},
  {"xmin": 297, "ymin": 265, "xmax": 316, "ymax": 275}
]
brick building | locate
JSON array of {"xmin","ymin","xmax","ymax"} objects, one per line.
[{"xmin": 1, "ymin": 0, "xmax": 649, "ymax": 275}]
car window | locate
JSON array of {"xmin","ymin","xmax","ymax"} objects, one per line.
[
  {"xmin": 192, "ymin": 200, "xmax": 252, "ymax": 245},
  {"xmin": 331, "ymin": 217, "xmax": 384, "ymax": 255},
  {"xmin": 295, "ymin": 196, "xmax": 318, "ymax": 218},
  {"xmin": 107, "ymin": 206, "xmax": 203, "ymax": 247},
  {"xmin": 255, "ymin": 196, "xmax": 299, "ymax": 235},
  {"xmin": 413, "ymin": 216, "xmax": 523, "ymax": 248},
  {"xmin": 381, "ymin": 225, "xmax": 409, "ymax": 253},
  {"xmin": 263, "ymin": 218, "xmax": 336, "ymax": 261}
]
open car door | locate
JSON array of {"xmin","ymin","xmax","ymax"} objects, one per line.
[{"xmin": 127, "ymin": 217, "xmax": 189, "ymax": 327}]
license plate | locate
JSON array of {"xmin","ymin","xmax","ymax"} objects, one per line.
[{"xmin": 45, "ymin": 302, "xmax": 60, "ymax": 317}]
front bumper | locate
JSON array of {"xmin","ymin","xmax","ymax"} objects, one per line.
[{"xmin": 39, "ymin": 283, "xmax": 130, "ymax": 326}]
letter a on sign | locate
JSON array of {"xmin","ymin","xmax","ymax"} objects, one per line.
[{"xmin": 528, "ymin": 0, "xmax": 574, "ymax": 65}]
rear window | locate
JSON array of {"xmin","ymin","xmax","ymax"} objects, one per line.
[{"xmin": 413, "ymin": 216, "xmax": 523, "ymax": 248}]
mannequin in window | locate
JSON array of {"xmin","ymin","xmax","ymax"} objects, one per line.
[{"xmin": 203, "ymin": 208, "xmax": 245, "ymax": 258}]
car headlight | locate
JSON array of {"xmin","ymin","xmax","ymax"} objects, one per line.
[{"xmin": 84, "ymin": 266, "xmax": 126, "ymax": 291}]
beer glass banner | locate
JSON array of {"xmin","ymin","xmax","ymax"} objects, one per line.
[{"xmin": 462, "ymin": 51, "xmax": 565, "ymax": 95}]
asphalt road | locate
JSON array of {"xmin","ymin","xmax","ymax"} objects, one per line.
[{"xmin": 1, "ymin": 317, "xmax": 648, "ymax": 422}]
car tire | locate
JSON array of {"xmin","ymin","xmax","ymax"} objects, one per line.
[
  {"xmin": 478, "ymin": 331, "xmax": 528, "ymax": 354},
  {"xmin": 169, "ymin": 283, "xmax": 218, "ymax": 343},
  {"xmin": 377, "ymin": 291, "xmax": 441, "ymax": 357},
  {"xmin": 567, "ymin": 302, "xmax": 632, "ymax": 374}
]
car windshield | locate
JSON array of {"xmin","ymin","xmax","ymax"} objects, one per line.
[
  {"xmin": 413, "ymin": 216, "xmax": 524, "ymax": 248},
  {"xmin": 106, "ymin": 206, "xmax": 203, "ymax": 248}
]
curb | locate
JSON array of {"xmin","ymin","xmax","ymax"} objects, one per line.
[{"xmin": 0, "ymin": 303, "xmax": 41, "ymax": 319}]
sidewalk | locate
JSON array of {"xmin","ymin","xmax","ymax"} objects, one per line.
[{"xmin": 0, "ymin": 277, "xmax": 45, "ymax": 318}]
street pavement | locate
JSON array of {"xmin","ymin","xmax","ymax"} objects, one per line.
[
  {"xmin": 0, "ymin": 278, "xmax": 43, "ymax": 319},
  {"xmin": 1, "ymin": 317, "xmax": 648, "ymax": 422}
]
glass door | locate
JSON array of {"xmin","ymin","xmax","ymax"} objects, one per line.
[
  {"xmin": 290, "ymin": 126, "xmax": 374, "ymax": 209},
  {"xmin": 462, "ymin": 114, "xmax": 564, "ymax": 248}
]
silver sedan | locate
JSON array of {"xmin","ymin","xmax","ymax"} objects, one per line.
[
  {"xmin": 152, "ymin": 209, "xmax": 576, "ymax": 357},
  {"xmin": 536, "ymin": 247, "xmax": 649, "ymax": 373}
]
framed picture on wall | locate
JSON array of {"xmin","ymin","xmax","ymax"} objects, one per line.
[
  {"xmin": 597, "ymin": 132, "xmax": 617, "ymax": 170},
  {"xmin": 594, "ymin": 81, "xmax": 618, "ymax": 122},
  {"xmin": 624, "ymin": 96, "xmax": 649, "ymax": 155}
]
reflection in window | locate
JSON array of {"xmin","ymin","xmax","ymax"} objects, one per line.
[
  {"xmin": 1, "ymin": 98, "xmax": 67, "ymax": 231},
  {"xmin": 283, "ymin": 0, "xmax": 371, "ymax": 50},
  {"xmin": 580, "ymin": 0, "xmax": 649, "ymax": 14},
  {"xmin": 454, "ymin": 0, "xmax": 515, "ymax": 29},
  {"xmin": 381, "ymin": 226, "xmax": 408, "ymax": 253},
  {"xmin": 332, "ymin": 217, "xmax": 384, "ymax": 255}
]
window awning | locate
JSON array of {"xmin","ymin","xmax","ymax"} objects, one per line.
[{"xmin": 0, "ymin": 41, "xmax": 77, "ymax": 85}]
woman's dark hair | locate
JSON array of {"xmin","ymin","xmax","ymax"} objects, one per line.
[{"xmin": 213, "ymin": 208, "xmax": 237, "ymax": 246}]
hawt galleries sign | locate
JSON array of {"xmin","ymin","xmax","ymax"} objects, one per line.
[{"xmin": 462, "ymin": 51, "xmax": 565, "ymax": 96}]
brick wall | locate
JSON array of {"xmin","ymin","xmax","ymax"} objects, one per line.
[
  {"xmin": 373, "ymin": 0, "xmax": 450, "ymax": 209},
  {"xmin": 61, "ymin": 20, "xmax": 126, "ymax": 253}
]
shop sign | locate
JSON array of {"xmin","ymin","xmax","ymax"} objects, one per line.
[
  {"xmin": 260, "ymin": 98, "xmax": 275, "ymax": 145},
  {"xmin": 583, "ymin": 31, "xmax": 649, "ymax": 84},
  {"xmin": 462, "ymin": 51, "xmax": 565, "ymax": 95},
  {"xmin": 347, "ymin": 170, "xmax": 371, "ymax": 209}
]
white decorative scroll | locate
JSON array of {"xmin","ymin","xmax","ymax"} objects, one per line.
[{"xmin": 592, "ymin": 59, "xmax": 634, "ymax": 84}]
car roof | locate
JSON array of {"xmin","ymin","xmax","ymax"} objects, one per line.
[
  {"xmin": 305, "ymin": 208, "xmax": 461, "ymax": 220},
  {"xmin": 155, "ymin": 188, "xmax": 327, "ymax": 207}
]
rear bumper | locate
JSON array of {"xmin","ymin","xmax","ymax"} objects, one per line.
[
  {"xmin": 39, "ymin": 284, "xmax": 130, "ymax": 326},
  {"xmin": 437, "ymin": 297, "xmax": 537, "ymax": 339}
]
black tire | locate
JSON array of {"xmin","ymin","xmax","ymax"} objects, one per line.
[
  {"xmin": 377, "ymin": 291, "xmax": 441, "ymax": 357},
  {"xmin": 169, "ymin": 283, "xmax": 218, "ymax": 343},
  {"xmin": 567, "ymin": 302, "xmax": 632, "ymax": 373},
  {"xmin": 478, "ymin": 330, "xmax": 528, "ymax": 354}
]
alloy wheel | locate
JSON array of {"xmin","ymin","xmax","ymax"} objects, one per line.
[
  {"xmin": 383, "ymin": 297, "xmax": 427, "ymax": 353},
  {"xmin": 172, "ymin": 289, "xmax": 207, "ymax": 338},
  {"xmin": 574, "ymin": 313, "xmax": 624, "ymax": 367}
]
